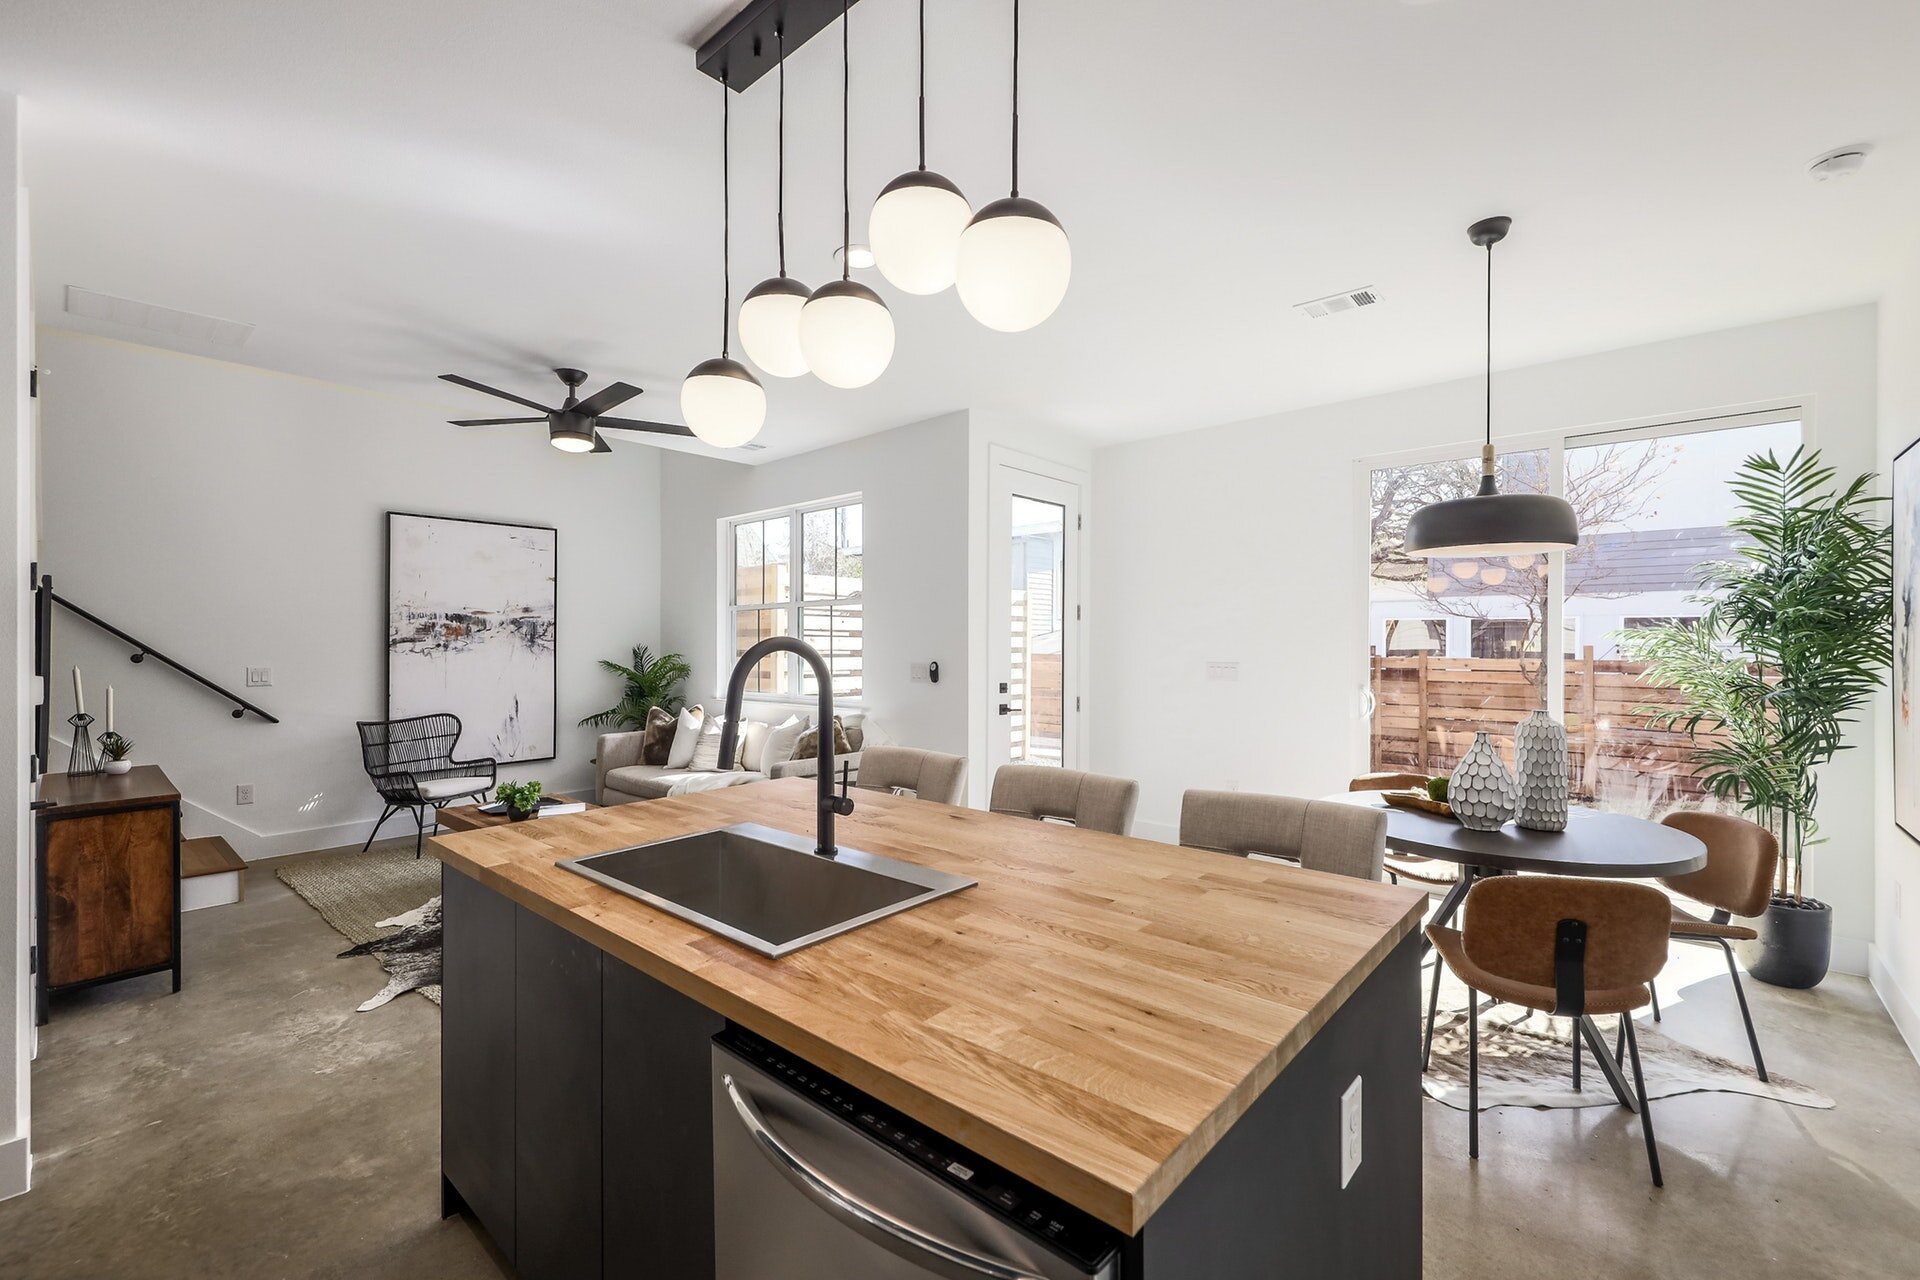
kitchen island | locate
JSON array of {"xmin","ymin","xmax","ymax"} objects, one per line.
[{"xmin": 431, "ymin": 777, "xmax": 1427, "ymax": 1278}]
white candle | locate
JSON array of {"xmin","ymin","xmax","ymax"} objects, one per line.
[
  {"xmin": 72, "ymin": 667, "xmax": 83, "ymax": 717},
  {"xmin": 107, "ymin": 686, "xmax": 115, "ymax": 733}
]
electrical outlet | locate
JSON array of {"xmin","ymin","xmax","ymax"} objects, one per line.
[
  {"xmin": 245, "ymin": 667, "xmax": 273, "ymax": 687},
  {"xmin": 1339, "ymin": 1077, "xmax": 1363, "ymax": 1188},
  {"xmin": 236, "ymin": 783, "xmax": 254, "ymax": 806}
]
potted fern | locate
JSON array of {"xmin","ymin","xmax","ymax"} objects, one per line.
[
  {"xmin": 496, "ymin": 780, "xmax": 544, "ymax": 823},
  {"xmin": 580, "ymin": 646, "xmax": 692, "ymax": 731},
  {"xmin": 1622, "ymin": 448, "xmax": 1890, "ymax": 988}
]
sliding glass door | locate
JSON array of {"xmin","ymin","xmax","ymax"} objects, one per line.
[{"xmin": 1367, "ymin": 411, "xmax": 1802, "ymax": 817}]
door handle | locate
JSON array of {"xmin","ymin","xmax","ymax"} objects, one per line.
[
  {"xmin": 998, "ymin": 703, "xmax": 1022, "ymax": 716},
  {"xmin": 722, "ymin": 1074, "xmax": 1047, "ymax": 1280}
]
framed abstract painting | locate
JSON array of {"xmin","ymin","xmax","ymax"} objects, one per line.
[
  {"xmin": 386, "ymin": 511, "xmax": 558, "ymax": 764},
  {"xmin": 1896, "ymin": 440, "xmax": 1920, "ymax": 841}
]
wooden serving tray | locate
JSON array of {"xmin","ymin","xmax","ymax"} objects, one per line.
[{"xmin": 1379, "ymin": 788, "xmax": 1455, "ymax": 819}]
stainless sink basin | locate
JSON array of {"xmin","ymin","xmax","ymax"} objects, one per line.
[{"xmin": 559, "ymin": 822, "xmax": 976, "ymax": 957}]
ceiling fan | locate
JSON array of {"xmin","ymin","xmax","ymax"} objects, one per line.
[{"xmin": 440, "ymin": 367, "xmax": 695, "ymax": 453}]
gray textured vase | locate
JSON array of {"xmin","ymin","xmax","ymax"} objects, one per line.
[
  {"xmin": 1512, "ymin": 709, "xmax": 1571, "ymax": 832},
  {"xmin": 1449, "ymin": 731, "xmax": 1517, "ymax": 831}
]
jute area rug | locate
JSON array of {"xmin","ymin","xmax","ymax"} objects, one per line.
[{"xmin": 278, "ymin": 844, "xmax": 443, "ymax": 1011}]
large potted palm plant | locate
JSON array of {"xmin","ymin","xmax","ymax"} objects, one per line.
[
  {"xmin": 579, "ymin": 646, "xmax": 692, "ymax": 731},
  {"xmin": 1622, "ymin": 448, "xmax": 1890, "ymax": 988}
]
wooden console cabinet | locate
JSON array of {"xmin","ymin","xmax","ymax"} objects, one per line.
[{"xmin": 35, "ymin": 765, "xmax": 183, "ymax": 1023}]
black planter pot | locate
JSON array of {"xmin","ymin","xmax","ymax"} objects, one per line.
[
  {"xmin": 1741, "ymin": 896, "xmax": 1832, "ymax": 989},
  {"xmin": 506, "ymin": 805, "xmax": 535, "ymax": 823}
]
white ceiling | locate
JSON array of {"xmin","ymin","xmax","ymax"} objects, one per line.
[{"xmin": 4, "ymin": 0, "xmax": 1918, "ymax": 461}]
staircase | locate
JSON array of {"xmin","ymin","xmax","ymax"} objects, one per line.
[{"xmin": 181, "ymin": 835, "xmax": 245, "ymax": 911}]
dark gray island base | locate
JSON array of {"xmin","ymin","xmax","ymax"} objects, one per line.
[{"xmin": 440, "ymin": 865, "xmax": 1422, "ymax": 1279}]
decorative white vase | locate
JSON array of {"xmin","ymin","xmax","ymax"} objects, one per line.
[
  {"xmin": 1449, "ymin": 731, "xmax": 1517, "ymax": 831},
  {"xmin": 103, "ymin": 759, "xmax": 132, "ymax": 775},
  {"xmin": 1513, "ymin": 709, "xmax": 1570, "ymax": 832}
]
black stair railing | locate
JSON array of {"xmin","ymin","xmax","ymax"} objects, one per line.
[{"xmin": 44, "ymin": 577, "xmax": 280, "ymax": 724}]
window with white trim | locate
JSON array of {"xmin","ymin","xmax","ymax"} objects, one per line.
[{"xmin": 725, "ymin": 497, "xmax": 863, "ymax": 699}]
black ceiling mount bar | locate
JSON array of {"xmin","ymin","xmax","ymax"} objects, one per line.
[
  {"xmin": 697, "ymin": 0, "xmax": 868, "ymax": 90},
  {"xmin": 50, "ymin": 591, "xmax": 280, "ymax": 723}
]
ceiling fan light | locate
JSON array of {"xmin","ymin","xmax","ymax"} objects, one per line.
[
  {"xmin": 548, "ymin": 419, "xmax": 597, "ymax": 453},
  {"xmin": 870, "ymin": 170, "xmax": 971, "ymax": 294},
  {"xmin": 738, "ymin": 276, "xmax": 812, "ymax": 378},
  {"xmin": 799, "ymin": 278, "xmax": 895, "ymax": 389},
  {"xmin": 956, "ymin": 196, "xmax": 1070, "ymax": 332},
  {"xmin": 680, "ymin": 356, "xmax": 766, "ymax": 448}
]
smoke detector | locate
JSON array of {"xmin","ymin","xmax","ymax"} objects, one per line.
[
  {"xmin": 1294, "ymin": 286, "xmax": 1381, "ymax": 320},
  {"xmin": 64, "ymin": 285, "xmax": 255, "ymax": 347},
  {"xmin": 1808, "ymin": 146, "xmax": 1870, "ymax": 182}
]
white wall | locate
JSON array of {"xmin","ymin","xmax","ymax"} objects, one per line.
[
  {"xmin": 659, "ymin": 413, "xmax": 972, "ymax": 757},
  {"xmin": 1, "ymin": 90, "xmax": 34, "ymax": 1202},
  {"xmin": 1092, "ymin": 306, "xmax": 1881, "ymax": 974},
  {"xmin": 1875, "ymin": 263, "xmax": 1920, "ymax": 1059},
  {"xmin": 37, "ymin": 329, "xmax": 663, "ymax": 858}
]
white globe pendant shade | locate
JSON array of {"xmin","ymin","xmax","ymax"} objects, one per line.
[
  {"xmin": 679, "ymin": 356, "xmax": 766, "ymax": 448},
  {"xmin": 798, "ymin": 279, "xmax": 895, "ymax": 389},
  {"xmin": 737, "ymin": 276, "xmax": 812, "ymax": 378},
  {"xmin": 869, "ymin": 170, "xmax": 971, "ymax": 294},
  {"xmin": 956, "ymin": 196, "xmax": 1070, "ymax": 332}
]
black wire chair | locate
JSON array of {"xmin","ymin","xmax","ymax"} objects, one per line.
[{"xmin": 356, "ymin": 714, "xmax": 498, "ymax": 857}]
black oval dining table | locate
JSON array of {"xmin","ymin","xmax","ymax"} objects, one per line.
[{"xmin": 1329, "ymin": 791, "xmax": 1707, "ymax": 1112}]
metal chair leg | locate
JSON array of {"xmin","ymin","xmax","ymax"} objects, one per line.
[
  {"xmin": 361, "ymin": 804, "xmax": 398, "ymax": 852},
  {"xmin": 1422, "ymin": 954, "xmax": 1444, "ymax": 1072},
  {"xmin": 1468, "ymin": 983, "xmax": 1480, "ymax": 1161},
  {"xmin": 1718, "ymin": 939, "xmax": 1768, "ymax": 1082},
  {"xmin": 413, "ymin": 806, "xmax": 429, "ymax": 859},
  {"xmin": 1622, "ymin": 1014, "xmax": 1662, "ymax": 1187},
  {"xmin": 1572, "ymin": 1017, "xmax": 1582, "ymax": 1092},
  {"xmin": 1614, "ymin": 1015, "xmax": 1626, "ymax": 1067},
  {"xmin": 1648, "ymin": 979, "xmax": 1661, "ymax": 1022}
]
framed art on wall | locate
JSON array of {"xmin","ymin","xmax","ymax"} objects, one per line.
[
  {"xmin": 1896, "ymin": 439, "xmax": 1920, "ymax": 841},
  {"xmin": 387, "ymin": 511, "xmax": 558, "ymax": 764}
]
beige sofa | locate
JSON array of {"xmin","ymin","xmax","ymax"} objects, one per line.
[{"xmin": 596, "ymin": 705, "xmax": 874, "ymax": 805}]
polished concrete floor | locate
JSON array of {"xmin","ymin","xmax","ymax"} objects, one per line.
[{"xmin": 3, "ymin": 850, "xmax": 1919, "ymax": 1277}]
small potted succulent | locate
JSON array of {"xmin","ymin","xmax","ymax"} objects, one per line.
[
  {"xmin": 97, "ymin": 732, "xmax": 134, "ymax": 775},
  {"xmin": 496, "ymin": 780, "xmax": 544, "ymax": 823}
]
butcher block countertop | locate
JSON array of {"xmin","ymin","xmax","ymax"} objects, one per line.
[{"xmin": 429, "ymin": 777, "xmax": 1426, "ymax": 1234}]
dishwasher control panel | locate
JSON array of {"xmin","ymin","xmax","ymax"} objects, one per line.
[{"xmin": 716, "ymin": 1026, "xmax": 1120, "ymax": 1273}]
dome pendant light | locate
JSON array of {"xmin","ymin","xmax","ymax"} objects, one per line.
[
  {"xmin": 681, "ymin": 72, "xmax": 767, "ymax": 447},
  {"xmin": 1404, "ymin": 217, "xmax": 1578, "ymax": 557},
  {"xmin": 799, "ymin": 0, "xmax": 895, "ymax": 389},
  {"xmin": 737, "ymin": 27, "xmax": 812, "ymax": 378},
  {"xmin": 956, "ymin": 0, "xmax": 1070, "ymax": 332},
  {"xmin": 869, "ymin": 0, "xmax": 971, "ymax": 294}
]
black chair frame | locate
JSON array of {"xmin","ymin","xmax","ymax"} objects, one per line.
[{"xmin": 356, "ymin": 714, "xmax": 498, "ymax": 857}]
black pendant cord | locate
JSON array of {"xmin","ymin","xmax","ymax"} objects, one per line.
[
  {"xmin": 916, "ymin": 0, "xmax": 927, "ymax": 170},
  {"xmin": 721, "ymin": 71, "xmax": 733, "ymax": 356},
  {"xmin": 840, "ymin": 0, "xmax": 851, "ymax": 281},
  {"xmin": 1485, "ymin": 238, "xmax": 1494, "ymax": 450},
  {"xmin": 1010, "ymin": 0, "xmax": 1020, "ymax": 197},
  {"xmin": 777, "ymin": 26, "xmax": 787, "ymax": 278}
]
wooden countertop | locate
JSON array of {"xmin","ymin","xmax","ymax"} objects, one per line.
[
  {"xmin": 429, "ymin": 778, "xmax": 1426, "ymax": 1234},
  {"xmin": 37, "ymin": 765, "xmax": 179, "ymax": 815}
]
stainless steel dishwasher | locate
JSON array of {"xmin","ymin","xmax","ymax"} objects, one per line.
[{"xmin": 713, "ymin": 1029, "xmax": 1120, "ymax": 1280}]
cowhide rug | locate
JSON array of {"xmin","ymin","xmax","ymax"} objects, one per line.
[{"xmin": 337, "ymin": 897, "xmax": 444, "ymax": 1012}]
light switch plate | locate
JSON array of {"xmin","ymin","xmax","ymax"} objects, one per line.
[
  {"xmin": 236, "ymin": 783, "xmax": 254, "ymax": 806},
  {"xmin": 245, "ymin": 667, "xmax": 273, "ymax": 687},
  {"xmin": 910, "ymin": 662, "xmax": 931, "ymax": 683},
  {"xmin": 1206, "ymin": 660, "xmax": 1239, "ymax": 681},
  {"xmin": 1340, "ymin": 1076, "xmax": 1363, "ymax": 1188}
]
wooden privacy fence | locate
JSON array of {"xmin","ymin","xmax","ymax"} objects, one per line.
[{"xmin": 1369, "ymin": 646, "xmax": 1716, "ymax": 805}]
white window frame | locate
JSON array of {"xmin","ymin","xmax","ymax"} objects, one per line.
[{"xmin": 719, "ymin": 493, "xmax": 865, "ymax": 704}]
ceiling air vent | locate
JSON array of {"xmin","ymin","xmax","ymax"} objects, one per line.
[
  {"xmin": 65, "ymin": 286, "xmax": 255, "ymax": 348},
  {"xmin": 1294, "ymin": 286, "xmax": 1380, "ymax": 320}
]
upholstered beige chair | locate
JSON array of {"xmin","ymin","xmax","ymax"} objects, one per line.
[
  {"xmin": 1654, "ymin": 810, "xmax": 1779, "ymax": 1080},
  {"xmin": 989, "ymin": 765, "xmax": 1139, "ymax": 837},
  {"xmin": 1427, "ymin": 876, "xmax": 1670, "ymax": 1186},
  {"xmin": 855, "ymin": 746, "xmax": 968, "ymax": 806},
  {"xmin": 1179, "ymin": 790, "xmax": 1386, "ymax": 882}
]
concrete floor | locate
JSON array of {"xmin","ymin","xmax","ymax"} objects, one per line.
[{"xmin": 2, "ymin": 849, "xmax": 1918, "ymax": 1278}]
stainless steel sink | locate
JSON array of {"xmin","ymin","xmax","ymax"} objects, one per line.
[{"xmin": 559, "ymin": 822, "xmax": 975, "ymax": 957}]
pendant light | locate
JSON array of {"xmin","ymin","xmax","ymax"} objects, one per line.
[
  {"xmin": 1404, "ymin": 217, "xmax": 1578, "ymax": 556},
  {"xmin": 868, "ymin": 0, "xmax": 971, "ymax": 294},
  {"xmin": 737, "ymin": 27, "xmax": 812, "ymax": 378},
  {"xmin": 799, "ymin": 0, "xmax": 896, "ymax": 389},
  {"xmin": 681, "ymin": 71, "xmax": 767, "ymax": 448},
  {"xmin": 956, "ymin": 0, "xmax": 1070, "ymax": 332}
]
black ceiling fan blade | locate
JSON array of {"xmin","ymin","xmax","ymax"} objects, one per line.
[
  {"xmin": 590, "ymin": 431, "xmax": 613, "ymax": 454},
  {"xmin": 449, "ymin": 416, "xmax": 546, "ymax": 427},
  {"xmin": 596, "ymin": 417, "xmax": 696, "ymax": 439},
  {"xmin": 571, "ymin": 381, "xmax": 643, "ymax": 419},
  {"xmin": 439, "ymin": 374, "xmax": 555, "ymax": 414}
]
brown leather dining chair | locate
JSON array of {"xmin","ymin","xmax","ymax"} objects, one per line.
[
  {"xmin": 1349, "ymin": 773, "xmax": 1456, "ymax": 889},
  {"xmin": 1427, "ymin": 875, "xmax": 1671, "ymax": 1186},
  {"xmin": 1651, "ymin": 810, "xmax": 1779, "ymax": 1081}
]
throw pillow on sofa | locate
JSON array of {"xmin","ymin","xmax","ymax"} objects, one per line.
[
  {"xmin": 666, "ymin": 705, "xmax": 705, "ymax": 769},
  {"xmin": 641, "ymin": 705, "xmax": 677, "ymax": 766},
  {"xmin": 738, "ymin": 719, "xmax": 770, "ymax": 773},
  {"xmin": 688, "ymin": 716, "xmax": 744, "ymax": 772},
  {"xmin": 792, "ymin": 715, "xmax": 852, "ymax": 760},
  {"xmin": 760, "ymin": 714, "xmax": 808, "ymax": 771}
]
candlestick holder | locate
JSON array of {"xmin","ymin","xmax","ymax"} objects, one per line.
[{"xmin": 66, "ymin": 712, "xmax": 101, "ymax": 777}]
